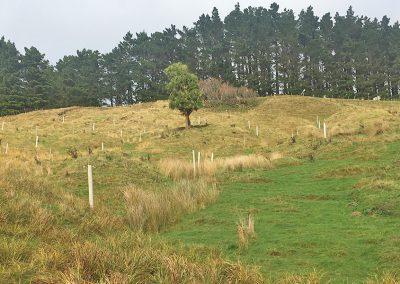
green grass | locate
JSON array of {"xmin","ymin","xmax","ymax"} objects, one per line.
[{"xmin": 163, "ymin": 140, "xmax": 400, "ymax": 283}]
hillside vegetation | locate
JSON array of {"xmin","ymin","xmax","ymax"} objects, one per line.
[{"xmin": 2, "ymin": 96, "xmax": 400, "ymax": 283}]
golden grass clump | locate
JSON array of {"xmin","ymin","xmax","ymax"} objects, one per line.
[
  {"xmin": 269, "ymin": 152, "xmax": 284, "ymax": 161},
  {"xmin": 159, "ymin": 158, "xmax": 201, "ymax": 179},
  {"xmin": 124, "ymin": 179, "xmax": 218, "ymax": 231},
  {"xmin": 276, "ymin": 270, "xmax": 325, "ymax": 284},
  {"xmin": 159, "ymin": 154, "xmax": 271, "ymax": 180},
  {"xmin": 221, "ymin": 154, "xmax": 271, "ymax": 171},
  {"xmin": 158, "ymin": 157, "xmax": 221, "ymax": 180},
  {"xmin": 366, "ymin": 272, "xmax": 400, "ymax": 284},
  {"xmin": 55, "ymin": 233, "xmax": 264, "ymax": 284}
]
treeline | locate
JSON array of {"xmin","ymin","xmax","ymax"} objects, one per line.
[{"xmin": 1, "ymin": 3, "xmax": 400, "ymax": 115}]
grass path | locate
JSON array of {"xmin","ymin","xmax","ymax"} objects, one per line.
[{"xmin": 163, "ymin": 143, "xmax": 400, "ymax": 282}]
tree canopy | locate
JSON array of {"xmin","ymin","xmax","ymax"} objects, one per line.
[
  {"xmin": 1, "ymin": 3, "xmax": 400, "ymax": 115},
  {"xmin": 165, "ymin": 63, "xmax": 203, "ymax": 128}
]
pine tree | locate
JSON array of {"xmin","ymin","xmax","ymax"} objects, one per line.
[
  {"xmin": 0, "ymin": 37, "xmax": 23, "ymax": 115},
  {"xmin": 20, "ymin": 47, "xmax": 53, "ymax": 110},
  {"xmin": 56, "ymin": 49, "xmax": 104, "ymax": 107}
]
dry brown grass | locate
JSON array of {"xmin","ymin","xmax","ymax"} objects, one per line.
[
  {"xmin": 276, "ymin": 270, "xmax": 324, "ymax": 284},
  {"xmin": 159, "ymin": 154, "xmax": 272, "ymax": 180},
  {"xmin": 54, "ymin": 233, "xmax": 264, "ymax": 284},
  {"xmin": 221, "ymin": 154, "xmax": 271, "ymax": 171},
  {"xmin": 269, "ymin": 151, "xmax": 284, "ymax": 161},
  {"xmin": 366, "ymin": 272, "xmax": 400, "ymax": 284},
  {"xmin": 124, "ymin": 179, "xmax": 218, "ymax": 231}
]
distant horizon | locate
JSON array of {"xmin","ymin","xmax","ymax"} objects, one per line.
[{"xmin": 1, "ymin": 0, "xmax": 399, "ymax": 64}]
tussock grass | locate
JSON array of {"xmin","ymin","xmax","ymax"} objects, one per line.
[
  {"xmin": 54, "ymin": 233, "xmax": 264, "ymax": 284},
  {"xmin": 366, "ymin": 272, "xmax": 400, "ymax": 284},
  {"xmin": 159, "ymin": 154, "xmax": 272, "ymax": 180},
  {"xmin": 158, "ymin": 158, "xmax": 204, "ymax": 179},
  {"xmin": 269, "ymin": 151, "xmax": 284, "ymax": 161},
  {"xmin": 124, "ymin": 179, "xmax": 218, "ymax": 231},
  {"xmin": 222, "ymin": 154, "xmax": 271, "ymax": 171},
  {"xmin": 276, "ymin": 270, "xmax": 325, "ymax": 284}
]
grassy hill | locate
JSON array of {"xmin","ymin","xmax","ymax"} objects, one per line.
[{"xmin": 1, "ymin": 96, "xmax": 400, "ymax": 283}]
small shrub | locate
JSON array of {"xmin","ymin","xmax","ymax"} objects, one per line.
[
  {"xmin": 67, "ymin": 147, "xmax": 78, "ymax": 159},
  {"xmin": 200, "ymin": 78, "xmax": 257, "ymax": 108}
]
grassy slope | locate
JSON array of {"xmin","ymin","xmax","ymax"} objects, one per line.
[
  {"xmin": 1, "ymin": 96, "xmax": 400, "ymax": 282},
  {"xmin": 163, "ymin": 140, "xmax": 400, "ymax": 282}
]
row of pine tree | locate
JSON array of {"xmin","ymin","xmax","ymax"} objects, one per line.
[{"xmin": 1, "ymin": 3, "xmax": 400, "ymax": 115}]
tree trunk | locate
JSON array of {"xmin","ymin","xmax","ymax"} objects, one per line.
[{"xmin": 185, "ymin": 113, "xmax": 191, "ymax": 129}]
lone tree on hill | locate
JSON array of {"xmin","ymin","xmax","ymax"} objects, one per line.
[{"xmin": 165, "ymin": 63, "xmax": 203, "ymax": 129}]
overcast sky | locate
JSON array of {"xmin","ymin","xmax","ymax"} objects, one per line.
[{"xmin": 1, "ymin": 0, "xmax": 399, "ymax": 63}]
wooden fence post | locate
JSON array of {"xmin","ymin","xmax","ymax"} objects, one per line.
[
  {"xmin": 35, "ymin": 136, "xmax": 39, "ymax": 148},
  {"xmin": 92, "ymin": 123, "xmax": 95, "ymax": 132},
  {"xmin": 1, "ymin": 122, "xmax": 4, "ymax": 131},
  {"xmin": 323, "ymin": 122, "xmax": 327, "ymax": 139},
  {"xmin": 211, "ymin": 152, "xmax": 214, "ymax": 163},
  {"xmin": 256, "ymin": 126, "xmax": 259, "ymax": 137},
  {"xmin": 248, "ymin": 213, "xmax": 254, "ymax": 235},
  {"xmin": 197, "ymin": 151, "xmax": 201, "ymax": 168},
  {"xmin": 192, "ymin": 150, "xmax": 196, "ymax": 177},
  {"xmin": 101, "ymin": 142, "xmax": 104, "ymax": 151},
  {"xmin": 88, "ymin": 165, "xmax": 94, "ymax": 209},
  {"xmin": 5, "ymin": 143, "xmax": 8, "ymax": 154}
]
